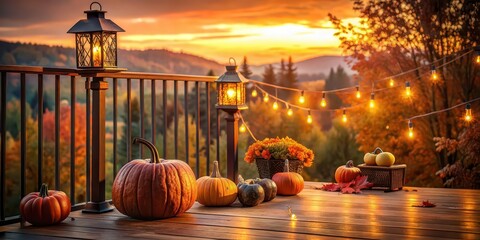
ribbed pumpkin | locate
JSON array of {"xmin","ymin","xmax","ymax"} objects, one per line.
[
  {"xmin": 196, "ymin": 161, "xmax": 237, "ymax": 206},
  {"xmin": 248, "ymin": 178, "xmax": 277, "ymax": 202},
  {"xmin": 237, "ymin": 175, "xmax": 265, "ymax": 207},
  {"xmin": 272, "ymin": 159, "xmax": 304, "ymax": 196},
  {"xmin": 112, "ymin": 138, "xmax": 197, "ymax": 220},
  {"xmin": 335, "ymin": 160, "xmax": 361, "ymax": 183},
  {"xmin": 19, "ymin": 183, "xmax": 71, "ymax": 226}
]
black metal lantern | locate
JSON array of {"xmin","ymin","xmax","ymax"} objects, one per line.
[
  {"xmin": 67, "ymin": 2, "xmax": 124, "ymax": 69},
  {"xmin": 215, "ymin": 59, "xmax": 248, "ymax": 111}
]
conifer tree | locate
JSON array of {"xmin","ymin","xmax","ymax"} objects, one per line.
[
  {"xmin": 277, "ymin": 58, "xmax": 286, "ymax": 86},
  {"xmin": 284, "ymin": 56, "xmax": 298, "ymax": 88},
  {"xmin": 240, "ymin": 56, "xmax": 252, "ymax": 79},
  {"xmin": 262, "ymin": 64, "xmax": 276, "ymax": 85}
]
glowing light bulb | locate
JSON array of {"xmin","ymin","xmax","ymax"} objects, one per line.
[
  {"xmin": 369, "ymin": 93, "xmax": 375, "ymax": 109},
  {"xmin": 251, "ymin": 89, "xmax": 258, "ymax": 97},
  {"xmin": 342, "ymin": 109, "xmax": 347, "ymax": 123},
  {"xmin": 389, "ymin": 78, "xmax": 395, "ymax": 87},
  {"xmin": 239, "ymin": 123, "xmax": 246, "ymax": 133},
  {"xmin": 226, "ymin": 88, "xmax": 236, "ymax": 98},
  {"xmin": 307, "ymin": 111, "xmax": 313, "ymax": 124},
  {"xmin": 476, "ymin": 55, "xmax": 480, "ymax": 64},
  {"xmin": 263, "ymin": 93, "xmax": 269, "ymax": 102},
  {"xmin": 320, "ymin": 93, "xmax": 327, "ymax": 108},
  {"xmin": 431, "ymin": 65, "xmax": 438, "ymax": 82},
  {"xmin": 465, "ymin": 103, "xmax": 472, "ymax": 122},
  {"xmin": 287, "ymin": 108, "xmax": 293, "ymax": 116},
  {"xmin": 405, "ymin": 81, "xmax": 411, "ymax": 97},
  {"xmin": 356, "ymin": 86, "xmax": 361, "ymax": 99},
  {"xmin": 273, "ymin": 101, "xmax": 279, "ymax": 110},
  {"xmin": 298, "ymin": 91, "xmax": 305, "ymax": 104},
  {"xmin": 408, "ymin": 120, "xmax": 414, "ymax": 139}
]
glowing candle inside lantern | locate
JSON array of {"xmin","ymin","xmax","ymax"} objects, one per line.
[
  {"xmin": 227, "ymin": 88, "xmax": 236, "ymax": 98},
  {"xmin": 476, "ymin": 55, "xmax": 480, "ymax": 64},
  {"xmin": 93, "ymin": 44, "xmax": 101, "ymax": 67}
]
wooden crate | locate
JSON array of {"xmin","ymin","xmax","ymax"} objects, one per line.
[{"xmin": 358, "ymin": 164, "xmax": 406, "ymax": 191}]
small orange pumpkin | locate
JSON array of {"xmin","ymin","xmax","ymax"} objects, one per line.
[
  {"xmin": 335, "ymin": 160, "xmax": 361, "ymax": 183},
  {"xmin": 19, "ymin": 183, "xmax": 71, "ymax": 226},
  {"xmin": 272, "ymin": 159, "xmax": 304, "ymax": 196},
  {"xmin": 197, "ymin": 161, "xmax": 238, "ymax": 206}
]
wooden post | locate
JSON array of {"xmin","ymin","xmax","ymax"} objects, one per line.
[
  {"xmin": 225, "ymin": 110, "xmax": 240, "ymax": 182},
  {"xmin": 83, "ymin": 76, "xmax": 114, "ymax": 213}
]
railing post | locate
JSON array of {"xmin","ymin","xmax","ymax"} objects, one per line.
[
  {"xmin": 225, "ymin": 110, "xmax": 240, "ymax": 182},
  {"xmin": 83, "ymin": 75, "xmax": 114, "ymax": 213}
]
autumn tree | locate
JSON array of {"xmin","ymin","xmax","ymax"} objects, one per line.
[{"xmin": 330, "ymin": 0, "xmax": 480, "ymax": 187}]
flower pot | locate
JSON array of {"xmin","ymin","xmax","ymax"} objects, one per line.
[{"xmin": 255, "ymin": 158, "xmax": 304, "ymax": 179}]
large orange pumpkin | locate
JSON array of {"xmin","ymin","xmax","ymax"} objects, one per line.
[
  {"xmin": 112, "ymin": 138, "xmax": 197, "ymax": 220},
  {"xmin": 196, "ymin": 161, "xmax": 237, "ymax": 206},
  {"xmin": 272, "ymin": 159, "xmax": 304, "ymax": 196},
  {"xmin": 19, "ymin": 183, "xmax": 71, "ymax": 226},
  {"xmin": 335, "ymin": 160, "xmax": 361, "ymax": 183}
]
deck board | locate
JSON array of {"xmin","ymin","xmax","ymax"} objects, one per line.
[{"xmin": 1, "ymin": 182, "xmax": 479, "ymax": 239}]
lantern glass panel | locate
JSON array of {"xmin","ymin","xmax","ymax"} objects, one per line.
[
  {"xmin": 218, "ymin": 82, "xmax": 245, "ymax": 106},
  {"xmin": 76, "ymin": 33, "xmax": 92, "ymax": 67},
  {"xmin": 92, "ymin": 32, "xmax": 102, "ymax": 67},
  {"xmin": 75, "ymin": 32, "xmax": 117, "ymax": 68},
  {"xmin": 102, "ymin": 32, "xmax": 117, "ymax": 67}
]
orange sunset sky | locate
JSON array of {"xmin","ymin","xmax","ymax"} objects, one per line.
[{"xmin": 0, "ymin": 0, "xmax": 359, "ymax": 64}]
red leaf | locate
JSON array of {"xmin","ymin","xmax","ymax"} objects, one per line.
[
  {"xmin": 412, "ymin": 200, "xmax": 436, "ymax": 208},
  {"xmin": 352, "ymin": 175, "xmax": 374, "ymax": 193},
  {"xmin": 320, "ymin": 183, "xmax": 341, "ymax": 192},
  {"xmin": 341, "ymin": 187, "xmax": 355, "ymax": 194}
]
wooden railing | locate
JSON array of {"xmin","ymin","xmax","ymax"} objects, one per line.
[{"xmin": 0, "ymin": 65, "xmax": 223, "ymax": 224}]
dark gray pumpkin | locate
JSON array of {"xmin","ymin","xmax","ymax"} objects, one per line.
[
  {"xmin": 250, "ymin": 178, "xmax": 277, "ymax": 202},
  {"xmin": 237, "ymin": 175, "xmax": 265, "ymax": 207}
]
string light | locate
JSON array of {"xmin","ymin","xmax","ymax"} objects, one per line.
[
  {"xmin": 389, "ymin": 78, "xmax": 395, "ymax": 87},
  {"xmin": 307, "ymin": 110, "xmax": 313, "ymax": 124},
  {"xmin": 369, "ymin": 93, "xmax": 375, "ymax": 109},
  {"xmin": 408, "ymin": 120, "xmax": 414, "ymax": 139},
  {"xmin": 342, "ymin": 108, "xmax": 347, "ymax": 123},
  {"xmin": 465, "ymin": 103, "xmax": 472, "ymax": 122},
  {"xmin": 251, "ymin": 88, "xmax": 258, "ymax": 97},
  {"xmin": 431, "ymin": 65, "xmax": 438, "ymax": 82},
  {"xmin": 298, "ymin": 91, "xmax": 305, "ymax": 104},
  {"xmin": 263, "ymin": 93, "xmax": 269, "ymax": 102},
  {"xmin": 356, "ymin": 86, "xmax": 361, "ymax": 99},
  {"xmin": 405, "ymin": 81, "xmax": 411, "ymax": 97},
  {"xmin": 286, "ymin": 104, "xmax": 293, "ymax": 116},
  {"xmin": 320, "ymin": 93, "xmax": 327, "ymax": 107},
  {"xmin": 239, "ymin": 123, "xmax": 246, "ymax": 133},
  {"xmin": 273, "ymin": 101, "xmax": 279, "ymax": 110}
]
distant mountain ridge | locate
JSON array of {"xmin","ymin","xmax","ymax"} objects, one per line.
[{"xmin": 0, "ymin": 40, "xmax": 353, "ymax": 78}]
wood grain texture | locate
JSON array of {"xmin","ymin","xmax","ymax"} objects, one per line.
[{"xmin": 1, "ymin": 182, "xmax": 479, "ymax": 239}]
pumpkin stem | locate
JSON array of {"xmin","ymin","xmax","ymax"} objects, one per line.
[
  {"xmin": 39, "ymin": 183, "xmax": 49, "ymax": 198},
  {"xmin": 210, "ymin": 161, "xmax": 222, "ymax": 178},
  {"xmin": 132, "ymin": 137, "xmax": 161, "ymax": 163},
  {"xmin": 238, "ymin": 174, "xmax": 245, "ymax": 184},
  {"xmin": 373, "ymin": 147, "xmax": 383, "ymax": 154},
  {"xmin": 346, "ymin": 160, "xmax": 354, "ymax": 168},
  {"xmin": 284, "ymin": 159, "xmax": 290, "ymax": 172}
]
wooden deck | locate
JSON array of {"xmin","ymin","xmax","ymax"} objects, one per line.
[{"xmin": 1, "ymin": 182, "xmax": 479, "ymax": 239}]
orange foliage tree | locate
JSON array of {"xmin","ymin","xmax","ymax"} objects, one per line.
[{"xmin": 330, "ymin": 0, "xmax": 480, "ymax": 187}]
